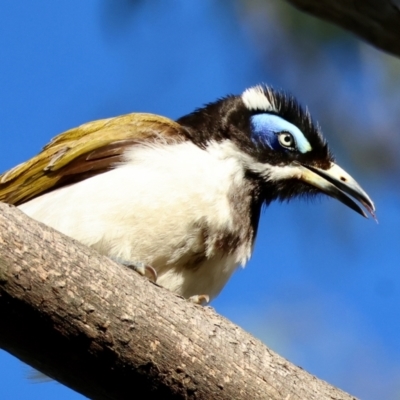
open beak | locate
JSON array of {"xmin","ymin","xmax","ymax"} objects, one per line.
[{"xmin": 298, "ymin": 163, "xmax": 376, "ymax": 220}]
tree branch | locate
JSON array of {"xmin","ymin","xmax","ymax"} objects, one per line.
[
  {"xmin": 285, "ymin": 0, "xmax": 400, "ymax": 57},
  {"xmin": 0, "ymin": 202, "xmax": 356, "ymax": 400}
]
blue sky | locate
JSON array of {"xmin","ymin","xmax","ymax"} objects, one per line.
[{"xmin": 1, "ymin": 1, "xmax": 399, "ymax": 399}]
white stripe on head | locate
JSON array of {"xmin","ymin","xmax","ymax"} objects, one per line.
[{"xmin": 241, "ymin": 85, "xmax": 278, "ymax": 112}]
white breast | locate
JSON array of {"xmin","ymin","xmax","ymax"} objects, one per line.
[{"xmin": 19, "ymin": 141, "xmax": 254, "ymax": 300}]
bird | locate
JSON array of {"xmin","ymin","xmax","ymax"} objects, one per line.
[{"xmin": 0, "ymin": 84, "xmax": 375, "ymax": 303}]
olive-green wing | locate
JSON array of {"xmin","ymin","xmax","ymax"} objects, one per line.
[{"xmin": 0, "ymin": 113, "xmax": 186, "ymax": 205}]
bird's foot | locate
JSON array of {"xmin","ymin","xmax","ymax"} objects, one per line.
[
  {"xmin": 188, "ymin": 294, "xmax": 210, "ymax": 306},
  {"xmin": 110, "ymin": 258, "xmax": 158, "ymax": 283}
]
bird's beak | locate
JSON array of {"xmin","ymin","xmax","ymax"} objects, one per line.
[{"xmin": 298, "ymin": 163, "xmax": 376, "ymax": 219}]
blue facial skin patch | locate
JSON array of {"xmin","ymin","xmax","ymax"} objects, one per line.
[{"xmin": 250, "ymin": 114, "xmax": 312, "ymax": 153}]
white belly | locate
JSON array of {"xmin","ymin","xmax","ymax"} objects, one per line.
[{"xmin": 19, "ymin": 141, "xmax": 253, "ymax": 300}]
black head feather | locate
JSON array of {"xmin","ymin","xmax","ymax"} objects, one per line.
[
  {"xmin": 176, "ymin": 85, "xmax": 337, "ymax": 206},
  {"xmin": 177, "ymin": 84, "xmax": 375, "ymax": 222},
  {"xmin": 177, "ymin": 84, "xmax": 333, "ymax": 169}
]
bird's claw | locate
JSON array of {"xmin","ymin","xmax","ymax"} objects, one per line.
[
  {"xmin": 129, "ymin": 262, "xmax": 158, "ymax": 283},
  {"xmin": 141, "ymin": 264, "xmax": 158, "ymax": 283},
  {"xmin": 188, "ymin": 294, "xmax": 210, "ymax": 305},
  {"xmin": 110, "ymin": 258, "xmax": 158, "ymax": 283}
]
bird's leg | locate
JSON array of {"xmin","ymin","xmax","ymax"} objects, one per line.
[
  {"xmin": 110, "ymin": 257, "xmax": 158, "ymax": 283},
  {"xmin": 188, "ymin": 294, "xmax": 210, "ymax": 305}
]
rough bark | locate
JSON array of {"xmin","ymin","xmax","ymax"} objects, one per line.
[
  {"xmin": 0, "ymin": 202, "xmax": 356, "ymax": 400},
  {"xmin": 285, "ymin": 0, "xmax": 400, "ymax": 57}
]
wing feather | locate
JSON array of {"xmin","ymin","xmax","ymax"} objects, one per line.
[{"xmin": 0, "ymin": 113, "xmax": 186, "ymax": 205}]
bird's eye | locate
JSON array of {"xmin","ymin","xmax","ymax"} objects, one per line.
[{"xmin": 277, "ymin": 131, "xmax": 295, "ymax": 150}]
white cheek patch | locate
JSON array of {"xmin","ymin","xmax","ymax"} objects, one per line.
[
  {"xmin": 247, "ymin": 163, "xmax": 304, "ymax": 183},
  {"xmin": 263, "ymin": 164, "xmax": 303, "ymax": 181}
]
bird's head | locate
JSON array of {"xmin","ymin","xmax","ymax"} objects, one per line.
[{"xmin": 177, "ymin": 84, "xmax": 375, "ymax": 219}]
